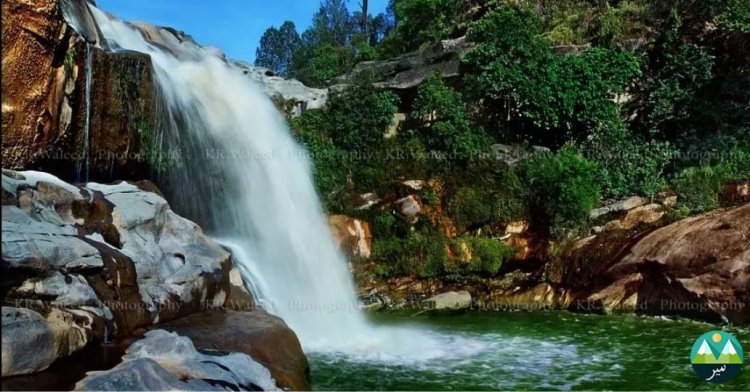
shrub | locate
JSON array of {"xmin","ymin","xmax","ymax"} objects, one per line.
[
  {"xmin": 674, "ymin": 165, "xmax": 730, "ymax": 213},
  {"xmin": 412, "ymin": 74, "xmax": 489, "ymax": 164},
  {"xmin": 518, "ymin": 145, "xmax": 600, "ymax": 238},
  {"xmin": 328, "ymin": 76, "xmax": 399, "ymax": 152},
  {"xmin": 467, "ymin": 237, "xmax": 514, "ymax": 276},
  {"xmin": 448, "ymin": 187, "xmax": 493, "ymax": 228},
  {"xmin": 582, "ymin": 123, "xmax": 674, "ymax": 199},
  {"xmin": 491, "ymin": 171, "xmax": 531, "ymax": 222},
  {"xmin": 420, "ymin": 189, "xmax": 440, "ymax": 207}
]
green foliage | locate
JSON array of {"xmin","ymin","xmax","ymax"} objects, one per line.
[
  {"xmin": 463, "ymin": 7, "xmax": 640, "ymax": 145},
  {"xmin": 490, "ymin": 171, "xmax": 530, "ymax": 222},
  {"xmin": 371, "ymin": 231, "xmax": 449, "ymax": 278},
  {"xmin": 420, "ymin": 189, "xmax": 440, "ymax": 207},
  {"xmin": 255, "ymin": 21, "xmax": 302, "ymax": 76},
  {"xmin": 448, "ymin": 187, "xmax": 493, "ymax": 228},
  {"xmin": 718, "ymin": 0, "xmax": 750, "ymax": 32},
  {"xmin": 290, "ymin": 110, "xmax": 348, "ymax": 209},
  {"xmin": 673, "ymin": 166, "xmax": 730, "ymax": 213},
  {"xmin": 412, "ymin": 74, "xmax": 489, "ymax": 163},
  {"xmin": 136, "ymin": 120, "xmax": 171, "ymax": 173},
  {"xmin": 582, "ymin": 124, "xmax": 674, "ymax": 199},
  {"xmin": 518, "ymin": 146, "xmax": 600, "ymax": 238},
  {"xmin": 466, "ymin": 237, "xmax": 514, "ymax": 276},
  {"xmin": 293, "ymin": 43, "xmax": 355, "ymax": 87},
  {"xmin": 642, "ymin": 44, "xmax": 715, "ymax": 139},
  {"xmin": 378, "ymin": 0, "xmax": 461, "ymax": 56},
  {"xmin": 328, "ymin": 76, "xmax": 399, "ymax": 152}
]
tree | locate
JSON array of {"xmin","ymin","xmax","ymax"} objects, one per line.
[
  {"xmin": 306, "ymin": 0, "xmax": 354, "ymax": 46},
  {"xmin": 254, "ymin": 21, "xmax": 301, "ymax": 77}
]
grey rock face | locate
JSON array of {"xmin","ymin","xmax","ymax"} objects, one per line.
[{"xmin": 75, "ymin": 330, "xmax": 278, "ymax": 391}]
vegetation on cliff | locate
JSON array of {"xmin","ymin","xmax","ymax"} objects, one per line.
[{"xmin": 259, "ymin": 0, "xmax": 749, "ymax": 278}]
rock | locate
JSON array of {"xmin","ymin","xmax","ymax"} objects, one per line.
[
  {"xmin": 333, "ymin": 36, "xmax": 472, "ymax": 90},
  {"xmin": 720, "ymin": 181, "xmax": 750, "ymax": 205},
  {"xmin": 75, "ymin": 329, "xmax": 278, "ymax": 391},
  {"xmin": 402, "ymin": 180, "xmax": 427, "ymax": 191},
  {"xmin": 224, "ymin": 267, "xmax": 255, "ymax": 311},
  {"xmin": 2, "ymin": 0, "xmax": 153, "ymax": 180},
  {"xmin": 386, "ymin": 113, "xmax": 406, "ymax": 138},
  {"xmin": 2, "ymin": 0, "xmax": 73, "ymax": 170},
  {"xmin": 233, "ymin": 63, "xmax": 328, "ymax": 117},
  {"xmin": 619, "ymin": 203, "xmax": 664, "ymax": 229},
  {"xmin": 75, "ymin": 358, "xmax": 217, "ymax": 391},
  {"xmin": 590, "ymin": 196, "xmax": 650, "ymax": 220},
  {"xmin": 355, "ymin": 192, "xmax": 380, "ymax": 210},
  {"xmin": 423, "ymin": 291, "xmax": 472, "ymax": 310},
  {"xmin": 583, "ymin": 204, "xmax": 750, "ymax": 323},
  {"xmin": 328, "ymin": 215, "xmax": 372, "ymax": 259},
  {"xmin": 2, "ymin": 170, "xmax": 233, "ymax": 335},
  {"xmin": 2, "ymin": 307, "xmax": 94, "ymax": 376},
  {"xmin": 158, "ymin": 310, "xmax": 310, "ymax": 391},
  {"xmin": 505, "ymin": 220, "xmax": 529, "ymax": 234},
  {"xmin": 394, "ymin": 195, "xmax": 422, "ymax": 223}
]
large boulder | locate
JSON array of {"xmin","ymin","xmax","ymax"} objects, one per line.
[
  {"xmin": 75, "ymin": 329, "xmax": 278, "ymax": 391},
  {"xmin": 423, "ymin": 291, "xmax": 472, "ymax": 310},
  {"xmin": 158, "ymin": 310, "xmax": 310, "ymax": 391},
  {"xmin": 572, "ymin": 203, "xmax": 750, "ymax": 323},
  {"xmin": 1, "ymin": 170, "xmax": 235, "ymax": 374},
  {"xmin": 2, "ymin": 307, "xmax": 94, "ymax": 376}
]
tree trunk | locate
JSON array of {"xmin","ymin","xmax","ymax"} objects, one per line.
[{"xmin": 361, "ymin": 0, "xmax": 369, "ymax": 38}]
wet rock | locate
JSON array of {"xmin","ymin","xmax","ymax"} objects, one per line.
[
  {"xmin": 1, "ymin": 307, "xmax": 95, "ymax": 376},
  {"xmin": 158, "ymin": 310, "xmax": 310, "ymax": 391},
  {"xmin": 75, "ymin": 329, "xmax": 278, "ymax": 391}
]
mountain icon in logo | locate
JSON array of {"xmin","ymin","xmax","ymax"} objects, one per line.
[{"xmin": 690, "ymin": 331, "xmax": 744, "ymax": 383}]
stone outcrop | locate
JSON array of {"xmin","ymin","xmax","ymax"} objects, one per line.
[
  {"xmin": 1, "ymin": 307, "xmax": 93, "ymax": 376},
  {"xmin": 423, "ymin": 291, "xmax": 472, "ymax": 310},
  {"xmin": 1, "ymin": 170, "xmax": 235, "ymax": 375},
  {"xmin": 358, "ymin": 202, "xmax": 750, "ymax": 324},
  {"xmin": 594, "ymin": 203, "xmax": 749, "ymax": 323},
  {"xmin": 333, "ymin": 36, "xmax": 473, "ymax": 90},
  {"xmin": 75, "ymin": 329, "xmax": 278, "ymax": 391},
  {"xmin": 158, "ymin": 310, "xmax": 310, "ymax": 391},
  {"xmin": 328, "ymin": 215, "xmax": 372, "ymax": 259},
  {"xmin": 2, "ymin": 0, "xmax": 326, "ymax": 181}
]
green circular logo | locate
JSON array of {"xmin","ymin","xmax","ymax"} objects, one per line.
[{"xmin": 690, "ymin": 331, "xmax": 744, "ymax": 384}]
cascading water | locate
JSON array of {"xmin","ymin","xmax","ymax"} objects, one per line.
[
  {"xmin": 89, "ymin": 5, "xmax": 489, "ymax": 361},
  {"xmin": 75, "ymin": 43, "xmax": 93, "ymax": 183}
]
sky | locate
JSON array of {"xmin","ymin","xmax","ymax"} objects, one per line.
[{"xmin": 96, "ymin": 0, "xmax": 390, "ymax": 64}]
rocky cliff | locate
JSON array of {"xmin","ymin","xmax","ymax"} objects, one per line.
[
  {"xmin": 1, "ymin": 0, "xmax": 326, "ymax": 182},
  {"xmin": 0, "ymin": 170, "xmax": 308, "ymax": 389}
]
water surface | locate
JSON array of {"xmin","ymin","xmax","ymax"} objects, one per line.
[{"xmin": 309, "ymin": 312, "xmax": 750, "ymax": 390}]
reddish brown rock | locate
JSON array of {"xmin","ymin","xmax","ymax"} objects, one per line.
[
  {"xmin": 158, "ymin": 310, "xmax": 310, "ymax": 391},
  {"xmin": 328, "ymin": 215, "xmax": 372, "ymax": 259}
]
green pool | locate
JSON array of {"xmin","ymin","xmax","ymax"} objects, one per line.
[{"xmin": 308, "ymin": 311, "xmax": 750, "ymax": 390}]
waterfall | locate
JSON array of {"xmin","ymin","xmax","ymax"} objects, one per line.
[
  {"xmin": 75, "ymin": 43, "xmax": 93, "ymax": 183},
  {"xmin": 88, "ymin": 5, "xmax": 488, "ymax": 361}
]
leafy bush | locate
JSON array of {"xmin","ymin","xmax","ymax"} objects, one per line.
[
  {"xmin": 490, "ymin": 171, "xmax": 531, "ymax": 222},
  {"xmin": 420, "ymin": 189, "xmax": 440, "ymax": 207},
  {"xmin": 673, "ymin": 165, "xmax": 730, "ymax": 213},
  {"xmin": 463, "ymin": 7, "xmax": 640, "ymax": 145},
  {"xmin": 518, "ymin": 146, "xmax": 600, "ymax": 238},
  {"xmin": 377, "ymin": 0, "xmax": 461, "ymax": 57},
  {"xmin": 448, "ymin": 187, "xmax": 493, "ymax": 228},
  {"xmin": 466, "ymin": 237, "xmax": 514, "ymax": 276},
  {"xmin": 371, "ymin": 231, "xmax": 449, "ymax": 278},
  {"xmin": 582, "ymin": 124, "xmax": 674, "ymax": 199},
  {"xmin": 328, "ymin": 76, "xmax": 399, "ymax": 152},
  {"xmin": 411, "ymin": 73, "xmax": 489, "ymax": 164}
]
